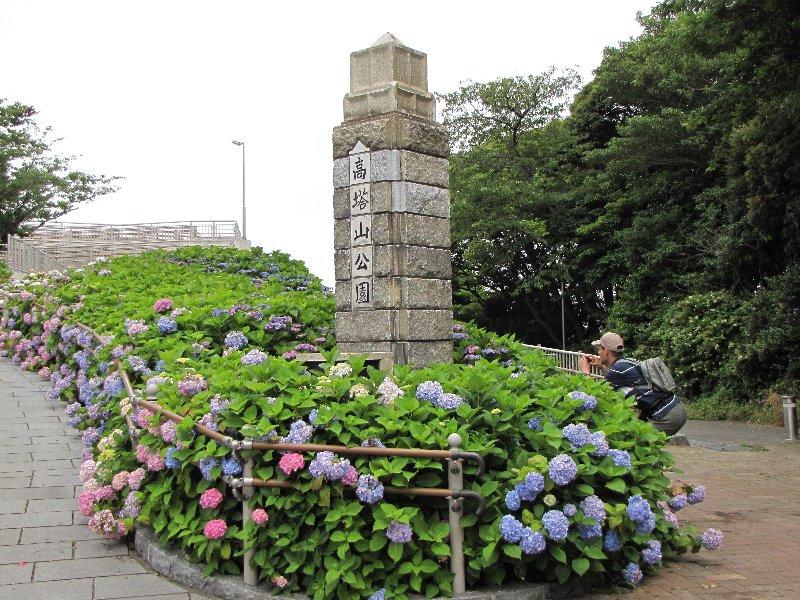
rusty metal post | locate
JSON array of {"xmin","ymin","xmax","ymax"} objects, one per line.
[
  {"xmin": 242, "ymin": 456, "xmax": 257, "ymax": 585},
  {"xmin": 447, "ymin": 433, "xmax": 465, "ymax": 595}
]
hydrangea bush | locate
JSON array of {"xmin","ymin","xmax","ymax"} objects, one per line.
[{"xmin": 0, "ymin": 249, "xmax": 721, "ymax": 599}]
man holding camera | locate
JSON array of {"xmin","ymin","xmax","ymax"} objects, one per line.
[{"xmin": 579, "ymin": 332, "xmax": 687, "ymax": 435}]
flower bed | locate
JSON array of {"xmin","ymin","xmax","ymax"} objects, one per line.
[{"xmin": 0, "ymin": 248, "xmax": 722, "ymax": 599}]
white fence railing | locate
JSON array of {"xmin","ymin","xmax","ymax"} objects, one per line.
[
  {"xmin": 8, "ymin": 221, "xmax": 249, "ymax": 272},
  {"xmin": 524, "ymin": 344, "xmax": 604, "ymax": 379},
  {"xmin": 6, "ymin": 235, "xmax": 69, "ymax": 274}
]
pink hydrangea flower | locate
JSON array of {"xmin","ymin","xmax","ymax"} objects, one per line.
[
  {"xmin": 94, "ymin": 485, "xmax": 115, "ymax": 501},
  {"xmin": 38, "ymin": 366, "xmax": 51, "ymax": 381},
  {"xmin": 77, "ymin": 490, "xmax": 96, "ymax": 516},
  {"xmin": 278, "ymin": 453, "xmax": 305, "ymax": 475},
  {"xmin": 153, "ymin": 298, "xmax": 174, "ymax": 313},
  {"xmin": 88, "ymin": 509, "xmax": 127, "ymax": 540},
  {"xmin": 127, "ymin": 467, "xmax": 146, "ymax": 490},
  {"xmin": 79, "ymin": 460, "xmax": 98, "ymax": 483},
  {"xmin": 251, "ymin": 508, "xmax": 269, "ymax": 525},
  {"xmin": 200, "ymin": 488, "xmax": 224, "ymax": 509},
  {"xmin": 134, "ymin": 409, "xmax": 154, "ymax": 429},
  {"xmin": 112, "ymin": 471, "xmax": 130, "ymax": 492},
  {"xmin": 147, "ymin": 454, "xmax": 165, "ymax": 472},
  {"xmin": 272, "ymin": 575, "xmax": 288, "ymax": 588},
  {"xmin": 341, "ymin": 466, "xmax": 359, "ymax": 486},
  {"xmin": 203, "ymin": 519, "xmax": 227, "ymax": 539},
  {"xmin": 135, "ymin": 444, "xmax": 151, "ymax": 463}
]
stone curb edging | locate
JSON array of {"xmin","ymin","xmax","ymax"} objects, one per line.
[{"xmin": 135, "ymin": 527, "xmax": 581, "ymax": 600}]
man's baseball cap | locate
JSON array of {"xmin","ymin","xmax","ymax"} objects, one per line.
[{"xmin": 592, "ymin": 332, "xmax": 625, "ymax": 352}]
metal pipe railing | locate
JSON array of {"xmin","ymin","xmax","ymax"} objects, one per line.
[{"xmin": 523, "ymin": 343, "xmax": 604, "ymax": 379}]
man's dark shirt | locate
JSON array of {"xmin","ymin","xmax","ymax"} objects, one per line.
[{"xmin": 605, "ymin": 357, "xmax": 677, "ymax": 418}]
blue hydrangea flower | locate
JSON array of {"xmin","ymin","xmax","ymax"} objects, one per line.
[
  {"xmin": 355, "ymin": 475, "xmax": 384, "ymax": 504},
  {"xmin": 519, "ymin": 528, "xmax": 546, "ymax": 555},
  {"xmin": 415, "ymin": 380, "xmax": 444, "ymax": 402},
  {"xmin": 580, "ymin": 495, "xmax": 606, "ymax": 523},
  {"xmin": 563, "ymin": 503, "xmax": 577, "ymax": 518},
  {"xmin": 635, "ymin": 514, "xmax": 656, "ymax": 534},
  {"xmin": 515, "ymin": 472, "xmax": 545, "ymax": 501},
  {"xmin": 570, "ymin": 390, "xmax": 598, "ymax": 410},
  {"xmin": 622, "ymin": 562, "xmax": 643, "ymax": 585},
  {"xmin": 165, "ymin": 446, "xmax": 181, "ymax": 470},
  {"xmin": 578, "ymin": 523, "xmax": 603, "ymax": 539},
  {"xmin": 700, "ymin": 528, "xmax": 723, "ymax": 550},
  {"xmin": 626, "ymin": 495, "xmax": 653, "ymax": 525},
  {"xmin": 603, "ymin": 530, "xmax": 623, "ymax": 552},
  {"xmin": 562, "ymin": 423, "xmax": 591, "ymax": 449},
  {"xmin": 505, "ymin": 490, "xmax": 521, "ymax": 511},
  {"xmin": 589, "ymin": 431, "xmax": 609, "ymax": 457},
  {"xmin": 548, "ymin": 454, "xmax": 578, "ymax": 486},
  {"xmin": 368, "ymin": 589, "xmax": 386, "ymax": 600},
  {"xmin": 157, "ymin": 317, "xmax": 178, "ymax": 335},
  {"xmin": 283, "ymin": 419, "xmax": 314, "ymax": 445},
  {"xmin": 542, "ymin": 510, "xmax": 569, "ymax": 542},
  {"xmin": 361, "ymin": 438, "xmax": 385, "ymax": 448},
  {"xmin": 528, "ymin": 417, "xmax": 543, "ymax": 431},
  {"xmin": 499, "ymin": 515, "xmax": 525, "ymax": 542},
  {"xmin": 199, "ymin": 457, "xmax": 219, "ymax": 481},
  {"xmin": 434, "ymin": 392, "xmax": 464, "ymax": 410},
  {"xmin": 609, "ymin": 449, "xmax": 632, "ymax": 469},
  {"xmin": 641, "ymin": 540, "xmax": 662, "ymax": 564},
  {"xmin": 222, "ymin": 457, "xmax": 242, "ymax": 476}
]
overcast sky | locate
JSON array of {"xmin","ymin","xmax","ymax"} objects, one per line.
[{"xmin": 1, "ymin": 0, "xmax": 655, "ymax": 284}]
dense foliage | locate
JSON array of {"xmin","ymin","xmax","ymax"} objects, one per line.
[
  {"xmin": 0, "ymin": 99, "xmax": 118, "ymax": 241},
  {"xmin": 0, "ymin": 248, "xmax": 720, "ymax": 598},
  {"xmin": 0, "ymin": 261, "xmax": 10, "ymax": 283}
]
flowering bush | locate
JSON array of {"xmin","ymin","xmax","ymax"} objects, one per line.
[{"xmin": 0, "ymin": 248, "xmax": 720, "ymax": 599}]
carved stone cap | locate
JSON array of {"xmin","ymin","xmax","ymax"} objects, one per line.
[{"xmin": 344, "ymin": 33, "xmax": 436, "ymax": 122}]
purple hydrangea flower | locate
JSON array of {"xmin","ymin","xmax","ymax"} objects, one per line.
[
  {"xmin": 499, "ymin": 515, "xmax": 525, "ymax": 542},
  {"xmin": 210, "ymin": 396, "xmax": 230, "ymax": 415},
  {"xmin": 687, "ymin": 485, "xmax": 706, "ymax": 505},
  {"xmin": 528, "ymin": 417, "xmax": 543, "ymax": 431},
  {"xmin": 563, "ymin": 503, "xmax": 577, "ymax": 518},
  {"xmin": 542, "ymin": 510, "xmax": 570, "ymax": 541},
  {"xmin": 609, "ymin": 449, "xmax": 632, "ymax": 469},
  {"xmin": 603, "ymin": 530, "xmax": 622, "ymax": 552},
  {"xmin": 385, "ymin": 521, "xmax": 413, "ymax": 544},
  {"xmin": 224, "ymin": 331, "xmax": 248, "ymax": 350},
  {"xmin": 622, "ymin": 562, "xmax": 643, "ymax": 585},
  {"xmin": 241, "ymin": 349, "xmax": 268, "ymax": 365},
  {"xmin": 548, "ymin": 454, "xmax": 578, "ymax": 486},
  {"xmin": 700, "ymin": 528, "xmax": 723, "ymax": 550},
  {"xmin": 177, "ymin": 374, "xmax": 207, "ymax": 397},
  {"xmin": 519, "ymin": 528, "xmax": 546, "ymax": 555},
  {"xmin": 415, "ymin": 381, "xmax": 443, "ymax": 402},
  {"xmin": 283, "ymin": 420, "xmax": 313, "ymax": 445},
  {"xmin": 355, "ymin": 475, "xmax": 384, "ymax": 504},
  {"xmin": 368, "ymin": 589, "xmax": 386, "ymax": 600},
  {"xmin": 361, "ymin": 438, "xmax": 385, "ymax": 448},
  {"xmin": 668, "ymin": 494, "xmax": 688, "ymax": 511},
  {"xmin": 165, "ymin": 447, "xmax": 181, "ymax": 470},
  {"xmin": 641, "ymin": 540, "xmax": 662, "ymax": 564}
]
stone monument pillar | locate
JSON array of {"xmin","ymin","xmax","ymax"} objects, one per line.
[{"xmin": 332, "ymin": 33, "xmax": 453, "ymax": 367}]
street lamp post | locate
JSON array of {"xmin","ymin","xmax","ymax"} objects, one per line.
[{"xmin": 231, "ymin": 140, "xmax": 246, "ymax": 240}]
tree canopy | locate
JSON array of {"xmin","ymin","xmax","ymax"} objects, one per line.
[
  {"xmin": 0, "ymin": 99, "xmax": 118, "ymax": 242},
  {"xmin": 444, "ymin": 0, "xmax": 799, "ymax": 410}
]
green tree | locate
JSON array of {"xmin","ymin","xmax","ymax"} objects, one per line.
[{"xmin": 0, "ymin": 99, "xmax": 118, "ymax": 242}]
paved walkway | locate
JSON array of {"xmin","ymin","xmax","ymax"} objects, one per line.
[
  {"xmin": 0, "ymin": 359, "xmax": 211, "ymax": 600},
  {"xmin": 2, "ymin": 358, "xmax": 798, "ymax": 599}
]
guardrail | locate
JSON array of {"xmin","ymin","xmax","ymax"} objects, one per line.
[
  {"xmin": 9, "ymin": 221, "xmax": 249, "ymax": 272},
  {"xmin": 524, "ymin": 344, "xmax": 605, "ymax": 379},
  {"xmin": 76, "ymin": 322, "xmax": 485, "ymax": 594},
  {"xmin": 6, "ymin": 234, "xmax": 69, "ymax": 273}
]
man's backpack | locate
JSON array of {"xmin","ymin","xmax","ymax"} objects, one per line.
[{"xmin": 636, "ymin": 357, "xmax": 677, "ymax": 393}]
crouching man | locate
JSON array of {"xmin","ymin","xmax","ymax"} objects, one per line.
[{"xmin": 579, "ymin": 332, "xmax": 687, "ymax": 436}]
